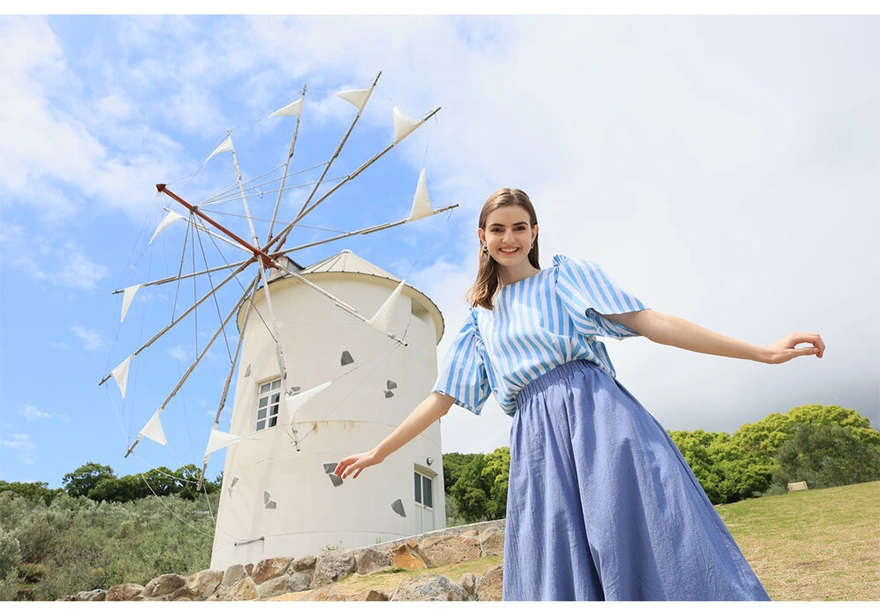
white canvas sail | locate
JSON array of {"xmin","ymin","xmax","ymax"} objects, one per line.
[
  {"xmin": 149, "ymin": 211, "xmax": 185, "ymax": 245},
  {"xmin": 120, "ymin": 284, "xmax": 142, "ymax": 323},
  {"xmin": 205, "ymin": 135, "xmax": 234, "ymax": 163},
  {"xmin": 139, "ymin": 409, "xmax": 167, "ymax": 446},
  {"xmin": 111, "ymin": 355, "xmax": 132, "ymax": 399},
  {"xmin": 204, "ymin": 428, "xmax": 244, "ymax": 456},
  {"xmin": 368, "ymin": 279, "xmax": 406, "ymax": 335},
  {"xmin": 408, "ymin": 169, "xmax": 434, "ymax": 221},
  {"xmin": 285, "ymin": 381, "xmax": 333, "ymax": 423},
  {"xmin": 336, "ymin": 88, "xmax": 373, "ymax": 113},
  {"xmin": 392, "ymin": 106, "xmax": 420, "ymax": 143},
  {"xmin": 268, "ymin": 98, "xmax": 303, "ymax": 119}
]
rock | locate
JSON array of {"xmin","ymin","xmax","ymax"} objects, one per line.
[
  {"xmin": 257, "ymin": 576, "xmax": 292, "ymax": 599},
  {"xmin": 185, "ymin": 569, "xmax": 223, "ymax": 599},
  {"xmin": 415, "ymin": 535, "xmax": 482, "ymax": 568},
  {"xmin": 292, "ymin": 555, "xmax": 316, "ymax": 572},
  {"xmin": 479, "ymin": 527, "xmax": 505, "ymax": 557},
  {"xmin": 475, "ymin": 564, "xmax": 503, "ymax": 601},
  {"xmin": 302, "ymin": 587, "xmax": 346, "ymax": 601},
  {"xmin": 244, "ymin": 563, "xmax": 254, "ymax": 577},
  {"xmin": 256, "ymin": 572, "xmax": 312, "ymax": 599},
  {"xmin": 144, "ymin": 573, "xmax": 186, "ymax": 598},
  {"xmin": 391, "ymin": 575, "xmax": 470, "ymax": 601},
  {"xmin": 221, "ymin": 564, "xmax": 248, "ymax": 589},
  {"xmin": 391, "ymin": 544, "xmax": 425, "ymax": 570},
  {"xmin": 106, "ymin": 583, "xmax": 145, "ymax": 601},
  {"xmin": 252, "ymin": 557, "xmax": 292, "ymax": 585},
  {"xmin": 354, "ymin": 589, "xmax": 389, "ymax": 601},
  {"xmin": 459, "ymin": 572, "xmax": 477, "ymax": 596},
  {"xmin": 73, "ymin": 589, "xmax": 105, "ymax": 601},
  {"xmin": 355, "ymin": 548, "xmax": 393, "ymax": 575},
  {"xmin": 287, "ymin": 572, "xmax": 311, "ymax": 593},
  {"xmin": 312, "ymin": 551, "xmax": 357, "ymax": 587},
  {"xmin": 212, "ymin": 578, "xmax": 258, "ymax": 601},
  {"xmin": 170, "ymin": 586, "xmax": 199, "ymax": 601}
]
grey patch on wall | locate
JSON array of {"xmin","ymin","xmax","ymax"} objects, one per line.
[
  {"xmin": 384, "ymin": 390, "xmax": 395, "ymax": 399},
  {"xmin": 386, "ymin": 379, "xmax": 397, "ymax": 390},
  {"xmin": 391, "ymin": 499, "xmax": 406, "ymax": 517},
  {"xmin": 264, "ymin": 490, "xmax": 273, "ymax": 505},
  {"xmin": 323, "ymin": 463, "xmax": 338, "ymax": 474},
  {"xmin": 341, "ymin": 350, "xmax": 354, "ymax": 366},
  {"xmin": 328, "ymin": 474, "xmax": 343, "ymax": 488},
  {"xmin": 244, "ymin": 365, "xmax": 251, "ymax": 377},
  {"xmin": 265, "ymin": 500, "xmax": 277, "ymax": 509}
]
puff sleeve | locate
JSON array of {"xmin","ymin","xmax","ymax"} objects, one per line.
[
  {"xmin": 432, "ymin": 309, "xmax": 491, "ymax": 415},
  {"xmin": 553, "ymin": 254, "xmax": 649, "ymax": 339}
]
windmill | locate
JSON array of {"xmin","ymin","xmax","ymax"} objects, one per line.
[{"xmin": 99, "ymin": 72, "xmax": 457, "ymax": 566}]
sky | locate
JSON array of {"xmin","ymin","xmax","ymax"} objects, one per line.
[{"xmin": 1, "ymin": 9, "xmax": 878, "ymax": 492}]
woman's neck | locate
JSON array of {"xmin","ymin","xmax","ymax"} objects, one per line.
[{"xmin": 499, "ymin": 262, "xmax": 541, "ymax": 286}]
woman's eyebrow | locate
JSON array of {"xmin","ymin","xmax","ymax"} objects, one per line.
[{"xmin": 489, "ymin": 221, "xmax": 529, "ymax": 228}]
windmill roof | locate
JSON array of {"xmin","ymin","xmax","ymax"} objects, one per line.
[
  {"xmin": 301, "ymin": 250, "xmax": 400, "ymax": 282},
  {"xmin": 285, "ymin": 249, "xmax": 445, "ymax": 342}
]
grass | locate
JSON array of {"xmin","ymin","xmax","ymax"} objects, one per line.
[
  {"xmin": 716, "ymin": 480, "xmax": 880, "ymax": 601},
  {"xmin": 271, "ymin": 481, "xmax": 879, "ymax": 601}
]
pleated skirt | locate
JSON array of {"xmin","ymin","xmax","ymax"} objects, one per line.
[{"xmin": 502, "ymin": 360, "xmax": 771, "ymax": 601}]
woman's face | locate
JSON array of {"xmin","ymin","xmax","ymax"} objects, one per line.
[{"xmin": 478, "ymin": 205, "xmax": 539, "ymax": 268}]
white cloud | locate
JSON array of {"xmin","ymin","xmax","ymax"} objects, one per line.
[
  {"xmin": 56, "ymin": 244, "xmax": 110, "ymax": 290},
  {"xmin": 236, "ymin": 15, "xmax": 880, "ymax": 440},
  {"xmin": 0, "ymin": 433, "xmax": 37, "ymax": 465},
  {"xmin": 71, "ymin": 323, "xmax": 106, "ymax": 351},
  {"xmin": 169, "ymin": 345, "xmax": 193, "ymax": 361},
  {"xmin": 0, "ymin": 16, "xmax": 190, "ymax": 222},
  {"xmin": 20, "ymin": 404, "xmax": 51, "ymax": 421},
  {"xmin": 0, "ymin": 229, "xmax": 108, "ymax": 291}
]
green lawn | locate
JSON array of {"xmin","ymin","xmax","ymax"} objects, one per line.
[{"xmin": 716, "ymin": 481, "xmax": 880, "ymax": 601}]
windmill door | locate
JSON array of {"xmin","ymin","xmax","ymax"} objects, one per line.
[{"xmin": 413, "ymin": 468, "xmax": 436, "ymax": 533}]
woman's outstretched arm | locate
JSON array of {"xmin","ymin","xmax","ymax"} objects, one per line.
[
  {"xmin": 602, "ymin": 309, "xmax": 825, "ymax": 364},
  {"xmin": 333, "ymin": 391, "xmax": 456, "ymax": 480}
]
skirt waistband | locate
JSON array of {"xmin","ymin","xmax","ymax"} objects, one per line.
[{"xmin": 516, "ymin": 360, "xmax": 604, "ymax": 406}]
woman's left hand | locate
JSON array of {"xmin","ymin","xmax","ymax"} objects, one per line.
[{"xmin": 762, "ymin": 333, "xmax": 825, "ymax": 364}]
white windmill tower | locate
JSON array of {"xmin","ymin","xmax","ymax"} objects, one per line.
[
  {"xmin": 100, "ymin": 73, "xmax": 458, "ymax": 570},
  {"xmin": 210, "ymin": 250, "xmax": 446, "ymax": 569}
]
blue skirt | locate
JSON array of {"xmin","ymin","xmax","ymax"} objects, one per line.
[{"xmin": 503, "ymin": 360, "xmax": 771, "ymax": 601}]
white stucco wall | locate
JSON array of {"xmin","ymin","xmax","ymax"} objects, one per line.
[{"xmin": 211, "ymin": 269, "xmax": 446, "ymax": 569}]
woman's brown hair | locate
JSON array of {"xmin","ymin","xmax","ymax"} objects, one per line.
[{"xmin": 466, "ymin": 188, "xmax": 540, "ymax": 310}]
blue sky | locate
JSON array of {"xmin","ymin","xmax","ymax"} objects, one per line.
[{"xmin": 1, "ymin": 12, "xmax": 878, "ymax": 490}]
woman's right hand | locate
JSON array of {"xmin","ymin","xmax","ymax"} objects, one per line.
[{"xmin": 334, "ymin": 449, "xmax": 385, "ymax": 480}]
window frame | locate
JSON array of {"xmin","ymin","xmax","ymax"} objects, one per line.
[
  {"xmin": 413, "ymin": 467, "xmax": 434, "ymax": 511},
  {"xmin": 255, "ymin": 378, "xmax": 282, "ymax": 432}
]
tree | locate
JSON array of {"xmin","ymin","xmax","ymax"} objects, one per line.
[
  {"xmin": 62, "ymin": 463, "xmax": 116, "ymax": 499},
  {"xmin": 445, "ymin": 448, "xmax": 511, "ymax": 523},
  {"xmin": 773, "ymin": 423, "xmax": 880, "ymax": 489},
  {"xmin": 481, "ymin": 447, "xmax": 510, "ymax": 519},
  {"xmin": 670, "ymin": 429, "xmax": 776, "ymax": 504},
  {"xmin": 0, "ymin": 481, "xmax": 63, "ymax": 506}
]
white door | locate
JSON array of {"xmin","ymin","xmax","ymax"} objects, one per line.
[{"xmin": 413, "ymin": 469, "xmax": 436, "ymax": 533}]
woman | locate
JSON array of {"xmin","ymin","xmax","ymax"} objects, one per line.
[{"xmin": 334, "ymin": 188, "xmax": 824, "ymax": 601}]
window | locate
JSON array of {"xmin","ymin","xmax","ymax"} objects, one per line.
[
  {"xmin": 414, "ymin": 469, "xmax": 433, "ymax": 509},
  {"xmin": 255, "ymin": 379, "xmax": 281, "ymax": 431}
]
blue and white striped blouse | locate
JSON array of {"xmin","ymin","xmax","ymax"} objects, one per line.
[{"xmin": 432, "ymin": 254, "xmax": 648, "ymax": 417}]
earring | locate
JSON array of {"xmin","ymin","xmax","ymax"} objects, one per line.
[{"xmin": 482, "ymin": 245, "xmax": 488, "ymax": 253}]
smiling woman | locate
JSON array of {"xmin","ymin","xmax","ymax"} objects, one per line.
[{"xmin": 335, "ymin": 186, "xmax": 825, "ymax": 601}]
